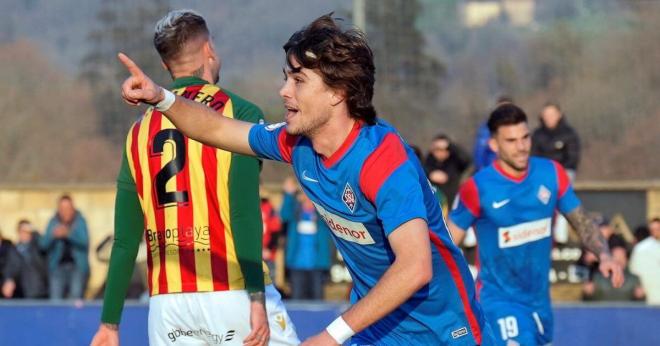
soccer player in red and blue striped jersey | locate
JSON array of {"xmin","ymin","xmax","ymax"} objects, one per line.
[
  {"xmin": 448, "ymin": 103, "xmax": 623, "ymax": 346},
  {"xmin": 118, "ymin": 13, "xmax": 495, "ymax": 346}
]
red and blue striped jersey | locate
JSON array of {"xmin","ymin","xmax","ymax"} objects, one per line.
[
  {"xmin": 450, "ymin": 157, "xmax": 580, "ymax": 307},
  {"xmin": 249, "ymin": 119, "xmax": 489, "ymax": 345}
]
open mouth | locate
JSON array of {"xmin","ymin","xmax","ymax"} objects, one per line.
[{"xmin": 285, "ymin": 104, "xmax": 299, "ymax": 121}]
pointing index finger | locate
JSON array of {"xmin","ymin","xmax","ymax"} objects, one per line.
[{"xmin": 117, "ymin": 52, "xmax": 144, "ymax": 78}]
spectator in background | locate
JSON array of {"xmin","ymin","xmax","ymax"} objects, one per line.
[
  {"xmin": 473, "ymin": 96, "xmax": 513, "ymax": 172},
  {"xmin": 2, "ymin": 220, "xmax": 48, "ymax": 299},
  {"xmin": 630, "ymin": 218, "xmax": 660, "ymax": 305},
  {"xmin": 0, "ymin": 228, "xmax": 20, "ymax": 299},
  {"xmin": 40, "ymin": 195, "xmax": 89, "ymax": 300},
  {"xmin": 532, "ymin": 102, "xmax": 581, "ymax": 178},
  {"xmin": 578, "ymin": 217, "xmax": 627, "ymax": 280},
  {"xmin": 424, "ymin": 133, "xmax": 471, "ymax": 206},
  {"xmin": 532, "ymin": 102, "xmax": 581, "ymax": 243},
  {"xmin": 280, "ymin": 177, "xmax": 332, "ymax": 300},
  {"xmin": 261, "ymin": 195, "xmax": 282, "ymax": 279},
  {"xmin": 633, "ymin": 224, "xmax": 650, "ymax": 245},
  {"xmin": 583, "ymin": 245, "xmax": 645, "ymax": 301}
]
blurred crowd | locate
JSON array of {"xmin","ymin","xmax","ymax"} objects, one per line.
[
  {"xmin": 1, "ymin": 99, "xmax": 658, "ymax": 305},
  {"xmin": 0, "ymin": 195, "xmax": 89, "ymax": 300}
]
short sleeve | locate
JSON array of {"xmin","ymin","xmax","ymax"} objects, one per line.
[
  {"xmin": 248, "ymin": 123, "xmax": 299, "ymax": 163},
  {"xmin": 552, "ymin": 161, "xmax": 581, "ymax": 214},
  {"xmin": 449, "ymin": 178, "xmax": 480, "ymax": 230},
  {"xmin": 359, "ymin": 133, "xmax": 427, "ymax": 236}
]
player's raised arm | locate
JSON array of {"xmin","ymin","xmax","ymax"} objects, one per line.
[{"xmin": 118, "ymin": 53, "xmax": 256, "ymax": 156}]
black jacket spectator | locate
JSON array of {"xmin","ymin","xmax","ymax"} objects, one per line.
[
  {"xmin": 424, "ymin": 134, "xmax": 471, "ymax": 204},
  {"xmin": 0, "ymin": 239, "xmax": 21, "ymax": 298},
  {"xmin": 4, "ymin": 231, "xmax": 49, "ymax": 298},
  {"xmin": 532, "ymin": 117, "xmax": 580, "ymax": 171}
]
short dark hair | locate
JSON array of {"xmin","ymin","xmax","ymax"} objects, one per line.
[
  {"xmin": 59, "ymin": 194, "xmax": 73, "ymax": 203},
  {"xmin": 283, "ymin": 13, "xmax": 377, "ymax": 125},
  {"xmin": 154, "ymin": 10, "xmax": 209, "ymax": 63},
  {"xmin": 17, "ymin": 219, "xmax": 31, "ymax": 229},
  {"xmin": 487, "ymin": 103, "xmax": 528, "ymax": 135}
]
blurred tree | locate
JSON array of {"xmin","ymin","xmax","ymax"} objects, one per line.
[
  {"xmin": 80, "ymin": 0, "xmax": 170, "ymax": 144},
  {"xmin": 0, "ymin": 41, "xmax": 117, "ymax": 183},
  {"xmin": 364, "ymin": 0, "xmax": 445, "ymax": 141}
]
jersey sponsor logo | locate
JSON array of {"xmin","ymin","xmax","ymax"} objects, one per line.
[
  {"xmin": 301, "ymin": 170, "xmax": 319, "ymax": 183},
  {"xmin": 265, "ymin": 122, "xmax": 286, "ymax": 131},
  {"xmin": 167, "ymin": 327, "xmax": 234, "ymax": 344},
  {"xmin": 537, "ymin": 185, "xmax": 552, "ymax": 205},
  {"xmin": 313, "ymin": 202, "xmax": 375, "ymax": 245},
  {"xmin": 451, "ymin": 326, "xmax": 468, "ymax": 339},
  {"xmin": 498, "ymin": 218, "xmax": 552, "ymax": 248},
  {"xmin": 342, "ymin": 182, "xmax": 357, "ymax": 213},
  {"xmin": 492, "ymin": 199, "xmax": 511, "ymax": 209}
]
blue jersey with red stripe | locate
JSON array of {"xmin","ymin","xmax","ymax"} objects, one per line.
[
  {"xmin": 450, "ymin": 157, "xmax": 580, "ymax": 308},
  {"xmin": 249, "ymin": 120, "xmax": 491, "ymax": 345}
]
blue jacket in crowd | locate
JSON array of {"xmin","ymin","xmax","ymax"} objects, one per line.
[
  {"xmin": 280, "ymin": 192, "xmax": 332, "ymax": 271},
  {"xmin": 40, "ymin": 211, "xmax": 89, "ymax": 274}
]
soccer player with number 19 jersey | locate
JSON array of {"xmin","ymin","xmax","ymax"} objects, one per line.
[
  {"xmin": 117, "ymin": 13, "xmax": 496, "ymax": 346},
  {"xmin": 449, "ymin": 103, "xmax": 623, "ymax": 346}
]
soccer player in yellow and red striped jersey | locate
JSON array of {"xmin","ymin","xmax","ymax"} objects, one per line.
[{"xmin": 91, "ymin": 10, "xmax": 298, "ymax": 346}]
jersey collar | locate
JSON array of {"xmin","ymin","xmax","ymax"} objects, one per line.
[
  {"xmin": 321, "ymin": 120, "xmax": 363, "ymax": 168},
  {"xmin": 494, "ymin": 160, "xmax": 528, "ymax": 183},
  {"xmin": 170, "ymin": 76, "xmax": 210, "ymax": 90}
]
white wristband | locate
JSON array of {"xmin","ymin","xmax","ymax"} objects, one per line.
[
  {"xmin": 325, "ymin": 316, "xmax": 355, "ymax": 344},
  {"xmin": 155, "ymin": 88, "xmax": 176, "ymax": 112}
]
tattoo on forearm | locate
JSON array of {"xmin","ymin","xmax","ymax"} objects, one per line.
[
  {"xmin": 249, "ymin": 291, "xmax": 265, "ymax": 305},
  {"xmin": 565, "ymin": 206, "xmax": 609, "ymax": 256}
]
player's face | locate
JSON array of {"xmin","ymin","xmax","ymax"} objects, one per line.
[
  {"xmin": 279, "ymin": 57, "xmax": 334, "ymax": 136},
  {"xmin": 490, "ymin": 122, "xmax": 531, "ymax": 172}
]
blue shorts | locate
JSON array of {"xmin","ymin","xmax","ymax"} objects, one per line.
[{"xmin": 483, "ymin": 300, "xmax": 552, "ymax": 346}]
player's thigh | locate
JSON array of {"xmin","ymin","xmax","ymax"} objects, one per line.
[
  {"xmin": 483, "ymin": 302, "xmax": 537, "ymax": 346},
  {"xmin": 149, "ymin": 291, "xmax": 251, "ymax": 345},
  {"xmin": 265, "ymin": 285, "xmax": 301, "ymax": 345}
]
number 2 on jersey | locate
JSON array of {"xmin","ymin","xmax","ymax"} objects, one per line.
[{"xmin": 152, "ymin": 129, "xmax": 189, "ymax": 207}]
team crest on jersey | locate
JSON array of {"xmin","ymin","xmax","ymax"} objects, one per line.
[
  {"xmin": 265, "ymin": 122, "xmax": 286, "ymax": 131},
  {"xmin": 342, "ymin": 183, "xmax": 357, "ymax": 213},
  {"xmin": 537, "ymin": 185, "xmax": 552, "ymax": 205}
]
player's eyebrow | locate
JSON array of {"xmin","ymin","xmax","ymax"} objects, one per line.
[{"xmin": 283, "ymin": 64, "xmax": 306, "ymax": 77}]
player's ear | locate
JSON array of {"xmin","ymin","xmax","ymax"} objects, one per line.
[
  {"xmin": 488, "ymin": 136, "xmax": 499, "ymax": 153},
  {"xmin": 204, "ymin": 41, "xmax": 217, "ymax": 61},
  {"xmin": 161, "ymin": 60, "xmax": 169, "ymax": 72},
  {"xmin": 330, "ymin": 89, "xmax": 345, "ymax": 107}
]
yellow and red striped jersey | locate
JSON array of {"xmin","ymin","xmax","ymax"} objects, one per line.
[{"xmin": 123, "ymin": 77, "xmax": 270, "ymax": 296}]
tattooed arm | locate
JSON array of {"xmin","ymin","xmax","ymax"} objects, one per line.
[
  {"xmin": 564, "ymin": 206, "xmax": 624, "ymax": 288},
  {"xmin": 565, "ymin": 206, "xmax": 609, "ymax": 256}
]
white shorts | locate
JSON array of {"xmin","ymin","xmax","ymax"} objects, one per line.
[{"xmin": 148, "ymin": 285, "xmax": 300, "ymax": 345}]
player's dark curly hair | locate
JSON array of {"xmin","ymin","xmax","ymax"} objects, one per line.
[
  {"xmin": 283, "ymin": 13, "xmax": 377, "ymax": 125},
  {"xmin": 487, "ymin": 103, "xmax": 528, "ymax": 135}
]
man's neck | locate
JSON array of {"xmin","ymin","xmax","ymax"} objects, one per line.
[
  {"xmin": 496, "ymin": 159, "xmax": 527, "ymax": 178},
  {"xmin": 309, "ymin": 114, "xmax": 356, "ymax": 159},
  {"xmin": 172, "ymin": 73, "xmax": 213, "ymax": 85}
]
